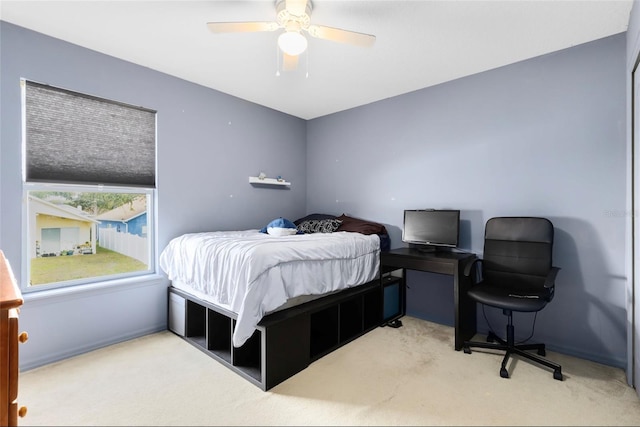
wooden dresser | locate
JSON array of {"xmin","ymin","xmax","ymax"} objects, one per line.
[{"xmin": 1, "ymin": 250, "xmax": 27, "ymax": 426}]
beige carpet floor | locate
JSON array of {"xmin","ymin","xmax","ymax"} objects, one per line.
[{"xmin": 18, "ymin": 316, "xmax": 640, "ymax": 426}]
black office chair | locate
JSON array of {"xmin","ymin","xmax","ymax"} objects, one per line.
[{"xmin": 463, "ymin": 217, "xmax": 563, "ymax": 381}]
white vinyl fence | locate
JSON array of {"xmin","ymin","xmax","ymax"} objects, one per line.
[{"xmin": 99, "ymin": 228, "xmax": 148, "ymax": 264}]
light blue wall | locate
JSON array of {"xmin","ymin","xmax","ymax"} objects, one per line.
[
  {"xmin": 307, "ymin": 34, "xmax": 627, "ymax": 368},
  {"xmin": 0, "ymin": 21, "xmax": 307, "ymax": 369}
]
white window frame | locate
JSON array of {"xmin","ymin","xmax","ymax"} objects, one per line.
[{"xmin": 22, "ymin": 183, "xmax": 156, "ymax": 293}]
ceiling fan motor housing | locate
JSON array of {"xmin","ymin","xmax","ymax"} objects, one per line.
[{"xmin": 276, "ymin": 0, "xmax": 312, "ymax": 31}]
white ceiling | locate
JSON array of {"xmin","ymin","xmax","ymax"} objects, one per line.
[{"xmin": 0, "ymin": 0, "xmax": 633, "ymax": 120}]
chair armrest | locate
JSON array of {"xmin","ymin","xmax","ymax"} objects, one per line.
[
  {"xmin": 463, "ymin": 258, "xmax": 482, "ymax": 277},
  {"xmin": 544, "ymin": 266, "xmax": 561, "ymax": 289}
]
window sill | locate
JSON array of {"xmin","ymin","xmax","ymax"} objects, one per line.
[{"xmin": 23, "ymin": 273, "xmax": 167, "ymax": 306}]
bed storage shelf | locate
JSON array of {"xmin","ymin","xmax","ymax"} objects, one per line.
[{"xmin": 168, "ymin": 279, "xmax": 383, "ymax": 391}]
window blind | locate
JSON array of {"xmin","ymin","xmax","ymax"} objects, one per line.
[{"xmin": 24, "ymin": 80, "xmax": 156, "ymax": 187}]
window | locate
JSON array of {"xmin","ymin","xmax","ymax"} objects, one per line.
[{"xmin": 22, "ymin": 80, "xmax": 156, "ymax": 291}]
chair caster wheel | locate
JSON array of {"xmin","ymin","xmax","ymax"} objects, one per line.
[
  {"xmin": 553, "ymin": 370, "xmax": 563, "ymax": 381},
  {"xmin": 487, "ymin": 334, "xmax": 495, "ymax": 343},
  {"xmin": 537, "ymin": 346, "xmax": 546, "ymax": 356},
  {"xmin": 463, "ymin": 346, "xmax": 471, "ymax": 354},
  {"xmin": 500, "ymin": 368, "xmax": 509, "ymax": 378}
]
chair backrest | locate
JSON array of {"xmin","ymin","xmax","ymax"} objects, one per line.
[{"xmin": 482, "ymin": 217, "xmax": 554, "ymax": 292}]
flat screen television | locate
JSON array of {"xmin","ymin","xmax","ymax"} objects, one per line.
[{"xmin": 402, "ymin": 209, "xmax": 460, "ymax": 250}]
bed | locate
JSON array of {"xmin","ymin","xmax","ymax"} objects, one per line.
[{"xmin": 159, "ymin": 213, "xmax": 390, "ymax": 390}]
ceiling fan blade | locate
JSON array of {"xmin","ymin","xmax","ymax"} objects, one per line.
[
  {"xmin": 282, "ymin": 53, "xmax": 299, "ymax": 71},
  {"xmin": 285, "ymin": 0, "xmax": 308, "ymax": 16},
  {"xmin": 307, "ymin": 25, "xmax": 376, "ymax": 47},
  {"xmin": 207, "ymin": 21, "xmax": 279, "ymax": 33}
]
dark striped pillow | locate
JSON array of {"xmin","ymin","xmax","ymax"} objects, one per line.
[{"xmin": 297, "ymin": 219, "xmax": 343, "ymax": 234}]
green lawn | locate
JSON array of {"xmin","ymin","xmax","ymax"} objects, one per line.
[{"xmin": 30, "ymin": 245, "xmax": 148, "ymax": 285}]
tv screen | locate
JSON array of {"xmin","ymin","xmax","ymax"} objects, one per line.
[{"xmin": 402, "ymin": 209, "xmax": 460, "ymax": 249}]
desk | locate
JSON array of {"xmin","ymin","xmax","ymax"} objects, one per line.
[{"xmin": 380, "ymin": 247, "xmax": 477, "ymax": 351}]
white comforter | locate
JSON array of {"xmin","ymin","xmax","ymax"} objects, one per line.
[{"xmin": 159, "ymin": 230, "xmax": 380, "ymax": 347}]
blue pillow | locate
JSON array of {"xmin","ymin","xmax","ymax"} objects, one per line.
[{"xmin": 260, "ymin": 217, "xmax": 301, "ymax": 236}]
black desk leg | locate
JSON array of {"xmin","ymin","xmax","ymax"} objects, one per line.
[{"xmin": 454, "ymin": 261, "xmax": 477, "ymax": 350}]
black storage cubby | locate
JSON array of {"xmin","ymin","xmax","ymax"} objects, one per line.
[
  {"xmin": 233, "ymin": 326, "xmax": 261, "ymax": 368},
  {"xmin": 310, "ymin": 305, "xmax": 339, "ymax": 358},
  {"xmin": 339, "ymin": 298, "xmax": 363, "ymax": 342},
  {"xmin": 363, "ymin": 287, "xmax": 382, "ymax": 330},
  {"xmin": 186, "ymin": 300, "xmax": 206, "ymax": 348},
  {"xmin": 232, "ymin": 326, "xmax": 262, "ymax": 382},
  {"xmin": 206, "ymin": 309, "xmax": 232, "ymax": 363}
]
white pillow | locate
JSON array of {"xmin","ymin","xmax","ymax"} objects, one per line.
[{"xmin": 267, "ymin": 227, "xmax": 298, "ymax": 236}]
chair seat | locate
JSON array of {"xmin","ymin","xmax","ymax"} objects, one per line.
[{"xmin": 467, "ymin": 282, "xmax": 549, "ymax": 312}]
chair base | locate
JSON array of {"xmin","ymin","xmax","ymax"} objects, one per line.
[{"xmin": 463, "ymin": 329, "xmax": 563, "ymax": 381}]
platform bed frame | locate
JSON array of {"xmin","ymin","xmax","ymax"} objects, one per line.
[{"xmin": 168, "ymin": 279, "xmax": 386, "ymax": 391}]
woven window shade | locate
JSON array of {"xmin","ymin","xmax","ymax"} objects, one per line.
[{"xmin": 24, "ymin": 81, "xmax": 156, "ymax": 187}]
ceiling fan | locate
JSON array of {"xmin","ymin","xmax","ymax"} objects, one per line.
[{"xmin": 206, "ymin": 0, "xmax": 376, "ymax": 71}]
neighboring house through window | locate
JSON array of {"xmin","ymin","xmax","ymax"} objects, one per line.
[{"xmin": 22, "ymin": 80, "xmax": 157, "ymax": 291}]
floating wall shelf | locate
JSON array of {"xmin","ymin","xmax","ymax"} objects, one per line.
[{"xmin": 249, "ymin": 176, "xmax": 291, "ymax": 186}]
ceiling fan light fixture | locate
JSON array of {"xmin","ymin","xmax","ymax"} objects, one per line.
[{"xmin": 278, "ymin": 31, "xmax": 307, "ymax": 56}]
